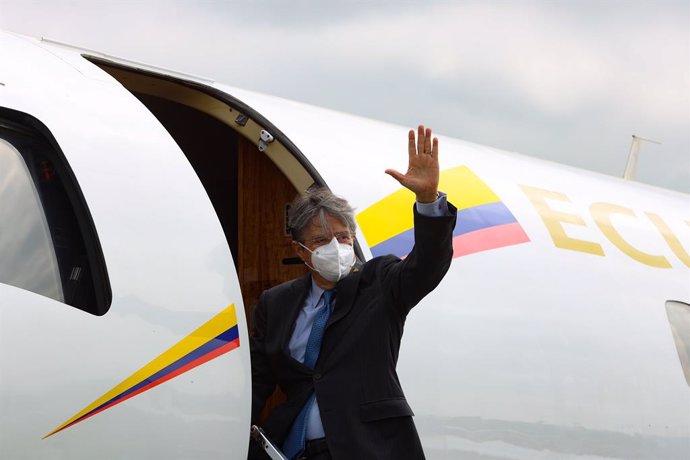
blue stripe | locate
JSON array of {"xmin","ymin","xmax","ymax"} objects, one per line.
[
  {"xmin": 454, "ymin": 202, "xmax": 517, "ymax": 236},
  {"xmin": 370, "ymin": 229, "xmax": 414, "ymax": 258},
  {"xmin": 370, "ymin": 201, "xmax": 518, "ymax": 258},
  {"xmin": 74, "ymin": 325, "xmax": 239, "ymax": 423}
]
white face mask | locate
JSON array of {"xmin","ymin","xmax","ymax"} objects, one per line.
[{"xmin": 300, "ymin": 237, "xmax": 355, "ymax": 282}]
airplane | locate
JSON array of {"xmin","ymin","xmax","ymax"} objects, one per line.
[{"xmin": 0, "ymin": 30, "xmax": 688, "ymax": 459}]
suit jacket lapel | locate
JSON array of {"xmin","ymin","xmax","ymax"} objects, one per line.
[
  {"xmin": 327, "ymin": 261, "xmax": 363, "ymax": 328},
  {"xmin": 313, "ymin": 263, "xmax": 363, "ymax": 367},
  {"xmin": 282, "ymin": 263, "xmax": 362, "ymax": 369},
  {"xmin": 279, "ymin": 273, "xmax": 311, "ymax": 354}
]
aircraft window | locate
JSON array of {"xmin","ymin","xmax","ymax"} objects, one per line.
[
  {"xmin": 666, "ymin": 300, "xmax": 690, "ymax": 388},
  {"xmin": 0, "ymin": 139, "xmax": 63, "ymax": 301},
  {"xmin": 0, "ymin": 112, "xmax": 111, "ymax": 315}
]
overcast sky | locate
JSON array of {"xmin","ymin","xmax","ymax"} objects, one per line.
[{"xmin": 1, "ymin": 0, "xmax": 688, "ymax": 193}]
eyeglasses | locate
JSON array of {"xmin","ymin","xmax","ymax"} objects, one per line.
[{"xmin": 302, "ymin": 231, "xmax": 353, "ymax": 248}]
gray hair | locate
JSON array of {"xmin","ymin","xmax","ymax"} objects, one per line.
[{"xmin": 288, "ymin": 187, "xmax": 357, "ymax": 242}]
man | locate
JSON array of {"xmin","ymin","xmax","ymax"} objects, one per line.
[{"xmin": 250, "ymin": 125, "xmax": 457, "ymax": 460}]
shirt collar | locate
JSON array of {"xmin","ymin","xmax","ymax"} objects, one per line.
[{"xmin": 307, "ymin": 277, "xmax": 326, "ymax": 310}]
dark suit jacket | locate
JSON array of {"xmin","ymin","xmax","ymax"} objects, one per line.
[{"xmin": 251, "ymin": 203, "xmax": 457, "ymax": 460}]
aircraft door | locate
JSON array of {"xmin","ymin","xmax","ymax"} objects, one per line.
[
  {"xmin": 0, "ymin": 97, "xmax": 251, "ymax": 457},
  {"xmin": 84, "ymin": 59, "xmax": 321, "ymax": 428}
]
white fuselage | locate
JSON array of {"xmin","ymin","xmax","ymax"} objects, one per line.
[{"xmin": 0, "ymin": 31, "xmax": 688, "ymax": 459}]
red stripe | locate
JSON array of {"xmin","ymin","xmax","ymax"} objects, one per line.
[
  {"xmin": 46, "ymin": 338, "xmax": 240, "ymax": 437},
  {"xmin": 452, "ymin": 222, "xmax": 530, "ymax": 257}
]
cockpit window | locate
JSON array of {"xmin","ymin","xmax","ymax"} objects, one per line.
[
  {"xmin": 0, "ymin": 111, "xmax": 111, "ymax": 315},
  {"xmin": 0, "ymin": 138, "xmax": 63, "ymax": 301}
]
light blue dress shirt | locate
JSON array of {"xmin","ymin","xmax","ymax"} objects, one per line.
[{"xmin": 287, "ymin": 192, "xmax": 449, "ymax": 440}]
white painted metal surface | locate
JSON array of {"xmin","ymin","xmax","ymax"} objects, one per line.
[
  {"xmin": 1, "ymin": 31, "xmax": 688, "ymax": 459},
  {"xmin": 0, "ymin": 32, "xmax": 250, "ymax": 459},
  {"xmin": 221, "ymin": 84, "xmax": 690, "ymax": 458}
]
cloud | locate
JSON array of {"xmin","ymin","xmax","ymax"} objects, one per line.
[{"xmin": 0, "ymin": 0, "xmax": 687, "ymax": 191}]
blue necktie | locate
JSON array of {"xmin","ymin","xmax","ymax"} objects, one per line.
[{"xmin": 283, "ymin": 290, "xmax": 334, "ymax": 459}]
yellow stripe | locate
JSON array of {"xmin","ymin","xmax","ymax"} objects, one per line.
[
  {"xmin": 356, "ymin": 187, "xmax": 417, "ymax": 250},
  {"xmin": 46, "ymin": 304, "xmax": 238, "ymax": 437},
  {"xmin": 441, "ymin": 166, "xmax": 501, "ymax": 209},
  {"xmin": 357, "ymin": 166, "xmax": 500, "ymax": 247}
]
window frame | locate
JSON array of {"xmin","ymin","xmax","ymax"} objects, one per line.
[{"xmin": 0, "ymin": 108, "xmax": 112, "ymax": 315}]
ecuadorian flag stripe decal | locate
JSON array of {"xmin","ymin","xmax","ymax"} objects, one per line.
[
  {"xmin": 44, "ymin": 304, "xmax": 240, "ymax": 438},
  {"xmin": 357, "ymin": 166, "xmax": 530, "ymax": 258}
]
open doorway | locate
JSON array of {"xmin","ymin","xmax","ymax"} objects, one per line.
[{"xmin": 87, "ymin": 57, "xmax": 314, "ymax": 328}]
